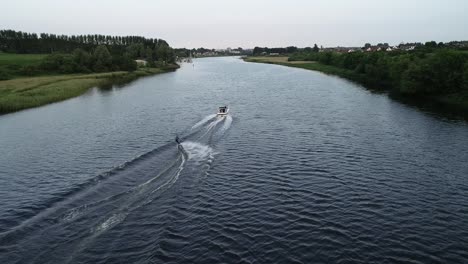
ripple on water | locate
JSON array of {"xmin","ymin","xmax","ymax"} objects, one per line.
[{"xmin": 1, "ymin": 58, "xmax": 468, "ymax": 263}]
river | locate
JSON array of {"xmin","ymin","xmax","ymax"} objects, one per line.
[{"xmin": 1, "ymin": 57, "xmax": 467, "ymax": 263}]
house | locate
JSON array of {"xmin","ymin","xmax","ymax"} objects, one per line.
[
  {"xmin": 135, "ymin": 59, "xmax": 147, "ymax": 66},
  {"xmin": 398, "ymin": 42, "xmax": 422, "ymax": 51}
]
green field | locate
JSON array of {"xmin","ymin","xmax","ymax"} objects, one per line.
[
  {"xmin": 0, "ymin": 53, "xmax": 48, "ymax": 79},
  {"xmin": 0, "ymin": 67, "xmax": 176, "ymax": 114},
  {"xmin": 0, "ymin": 53, "xmax": 47, "ymax": 66}
]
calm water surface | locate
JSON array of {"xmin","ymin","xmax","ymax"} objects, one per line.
[{"xmin": 1, "ymin": 57, "xmax": 468, "ymax": 263}]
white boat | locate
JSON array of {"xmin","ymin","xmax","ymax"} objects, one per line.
[{"xmin": 217, "ymin": 106, "xmax": 229, "ymax": 117}]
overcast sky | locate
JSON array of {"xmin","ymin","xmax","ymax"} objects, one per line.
[{"xmin": 2, "ymin": 0, "xmax": 467, "ymax": 49}]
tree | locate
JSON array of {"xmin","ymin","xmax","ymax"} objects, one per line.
[
  {"xmin": 401, "ymin": 62, "xmax": 427, "ymax": 94},
  {"xmin": 166, "ymin": 47, "xmax": 175, "ymax": 63},
  {"xmin": 92, "ymin": 45, "xmax": 112, "ymax": 72},
  {"xmin": 125, "ymin": 43, "xmax": 143, "ymax": 59},
  {"xmin": 72, "ymin": 48, "xmax": 91, "ymax": 72},
  {"xmin": 145, "ymin": 47, "xmax": 153, "ymax": 61},
  {"xmin": 286, "ymin": 46, "xmax": 298, "ymax": 53},
  {"xmin": 318, "ymin": 52, "xmax": 333, "ymax": 65},
  {"xmin": 313, "ymin": 44, "xmax": 319, "ymax": 52},
  {"xmin": 425, "ymin": 41, "xmax": 437, "ymax": 48},
  {"xmin": 40, "ymin": 54, "xmax": 66, "ymax": 71},
  {"xmin": 156, "ymin": 45, "xmax": 168, "ymax": 62},
  {"xmin": 253, "ymin": 47, "xmax": 264, "ymax": 55}
]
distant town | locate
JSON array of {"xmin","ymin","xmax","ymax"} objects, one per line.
[{"xmin": 176, "ymin": 40, "xmax": 468, "ymax": 59}]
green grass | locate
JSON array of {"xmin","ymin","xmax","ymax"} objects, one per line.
[
  {"xmin": 0, "ymin": 53, "xmax": 47, "ymax": 66},
  {"xmin": 0, "ymin": 67, "xmax": 177, "ymax": 114},
  {"xmin": 0, "ymin": 53, "xmax": 49, "ymax": 79}
]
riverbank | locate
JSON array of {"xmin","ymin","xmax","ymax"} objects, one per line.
[
  {"xmin": 0, "ymin": 65, "xmax": 178, "ymax": 114},
  {"xmin": 244, "ymin": 56, "xmax": 468, "ymax": 114},
  {"xmin": 244, "ymin": 56, "xmax": 386, "ymax": 89}
]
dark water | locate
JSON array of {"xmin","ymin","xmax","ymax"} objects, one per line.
[{"xmin": 1, "ymin": 57, "xmax": 468, "ymax": 263}]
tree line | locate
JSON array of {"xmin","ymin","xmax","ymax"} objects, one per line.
[
  {"xmin": 38, "ymin": 42, "xmax": 174, "ymax": 74},
  {"xmin": 288, "ymin": 44, "xmax": 468, "ymax": 97},
  {"xmin": 38, "ymin": 46, "xmax": 138, "ymax": 74},
  {"xmin": 0, "ymin": 29, "xmax": 176, "ymax": 79},
  {"xmin": 253, "ymin": 46, "xmax": 299, "ymax": 55},
  {"xmin": 0, "ymin": 29, "xmax": 171, "ymax": 55}
]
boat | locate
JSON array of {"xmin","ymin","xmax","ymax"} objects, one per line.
[
  {"xmin": 187, "ymin": 52, "xmax": 193, "ymax": 63},
  {"xmin": 217, "ymin": 106, "xmax": 229, "ymax": 117}
]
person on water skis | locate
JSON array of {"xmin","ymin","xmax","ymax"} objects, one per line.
[{"xmin": 175, "ymin": 135, "xmax": 186, "ymax": 155}]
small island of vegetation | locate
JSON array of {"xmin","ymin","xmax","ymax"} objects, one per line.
[
  {"xmin": 245, "ymin": 42, "xmax": 468, "ymax": 113},
  {"xmin": 0, "ymin": 29, "xmax": 179, "ymax": 114}
]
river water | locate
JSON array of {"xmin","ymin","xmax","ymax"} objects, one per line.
[{"xmin": 1, "ymin": 57, "xmax": 468, "ymax": 263}]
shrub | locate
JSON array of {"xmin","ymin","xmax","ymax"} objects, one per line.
[{"xmin": 0, "ymin": 69, "xmax": 11, "ymax": 80}]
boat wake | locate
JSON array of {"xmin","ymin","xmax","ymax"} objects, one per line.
[{"xmin": 0, "ymin": 113, "xmax": 233, "ymax": 263}]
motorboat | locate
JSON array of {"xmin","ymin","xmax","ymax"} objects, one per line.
[{"xmin": 217, "ymin": 106, "xmax": 229, "ymax": 117}]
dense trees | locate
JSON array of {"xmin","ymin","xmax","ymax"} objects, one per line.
[
  {"xmin": 253, "ymin": 46, "xmax": 298, "ymax": 55},
  {"xmin": 0, "ymin": 30, "xmax": 174, "ymax": 62},
  {"xmin": 252, "ymin": 45, "xmax": 320, "ymax": 55},
  {"xmin": 0, "ymin": 29, "xmax": 176, "ymax": 78},
  {"xmin": 39, "ymin": 46, "xmax": 137, "ymax": 73},
  {"xmin": 288, "ymin": 48, "xmax": 468, "ymax": 97},
  {"xmin": 92, "ymin": 45, "xmax": 112, "ymax": 72},
  {"xmin": 0, "ymin": 29, "xmax": 175, "ymax": 63}
]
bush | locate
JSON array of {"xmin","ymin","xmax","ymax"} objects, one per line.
[
  {"xmin": 464, "ymin": 62, "xmax": 468, "ymax": 92},
  {"xmin": 6, "ymin": 64, "xmax": 21, "ymax": 71},
  {"xmin": 0, "ymin": 70, "xmax": 12, "ymax": 80},
  {"xmin": 40, "ymin": 54, "xmax": 68, "ymax": 71},
  {"xmin": 19, "ymin": 65, "xmax": 41, "ymax": 76}
]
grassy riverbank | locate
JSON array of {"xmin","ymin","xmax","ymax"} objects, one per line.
[
  {"xmin": 244, "ymin": 56, "xmax": 382, "ymax": 88},
  {"xmin": 0, "ymin": 66, "xmax": 178, "ymax": 114},
  {"xmin": 244, "ymin": 56, "xmax": 468, "ymax": 112}
]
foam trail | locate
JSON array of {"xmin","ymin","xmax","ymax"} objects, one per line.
[
  {"xmin": 89, "ymin": 154, "xmax": 186, "ymax": 234},
  {"xmin": 219, "ymin": 115, "xmax": 233, "ymax": 134},
  {"xmin": 181, "ymin": 141, "xmax": 214, "ymax": 162},
  {"xmin": 180, "ymin": 141, "xmax": 216, "ymax": 180},
  {"xmin": 7, "ymin": 112, "xmax": 232, "ymax": 264},
  {"xmin": 26, "ymin": 115, "xmax": 220, "ymax": 229},
  {"xmin": 198, "ymin": 117, "xmax": 223, "ymax": 139},
  {"xmin": 145, "ymin": 152, "xmax": 187, "ymax": 202},
  {"xmin": 65, "ymin": 153, "xmax": 188, "ymax": 264},
  {"xmin": 61, "ymin": 151, "xmax": 185, "ymax": 223},
  {"xmin": 192, "ymin": 114, "xmax": 217, "ymax": 130}
]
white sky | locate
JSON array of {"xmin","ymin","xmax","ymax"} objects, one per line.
[{"xmin": 2, "ymin": 0, "xmax": 467, "ymax": 49}]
